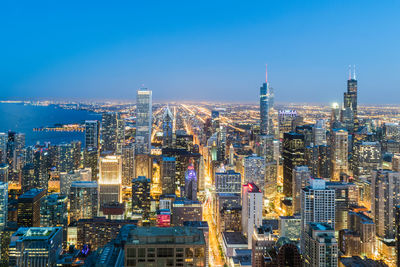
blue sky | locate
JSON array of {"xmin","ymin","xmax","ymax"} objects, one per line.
[{"xmin": 0, "ymin": 0, "xmax": 399, "ymax": 103}]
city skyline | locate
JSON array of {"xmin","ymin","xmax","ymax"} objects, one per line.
[{"xmin": 1, "ymin": 1, "xmax": 399, "ymax": 103}]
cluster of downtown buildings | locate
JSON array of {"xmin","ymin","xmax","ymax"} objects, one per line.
[{"xmin": 0, "ymin": 68, "xmax": 399, "ymax": 267}]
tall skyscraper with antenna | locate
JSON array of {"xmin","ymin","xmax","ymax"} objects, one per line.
[
  {"xmin": 259, "ymin": 65, "xmax": 274, "ymax": 135},
  {"xmin": 342, "ymin": 65, "xmax": 358, "ymax": 133}
]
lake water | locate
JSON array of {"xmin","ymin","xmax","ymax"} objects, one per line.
[{"xmin": 0, "ymin": 103, "xmax": 101, "ymax": 145}]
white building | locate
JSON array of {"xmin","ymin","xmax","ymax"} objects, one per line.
[{"xmin": 241, "ymin": 183, "xmax": 262, "ymax": 249}]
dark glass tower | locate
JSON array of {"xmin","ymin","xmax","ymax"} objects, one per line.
[
  {"xmin": 342, "ymin": 66, "xmax": 358, "ymax": 133},
  {"xmin": 184, "ymin": 165, "xmax": 197, "ymax": 201},
  {"xmin": 282, "ymin": 132, "xmax": 305, "ymax": 197},
  {"xmin": 162, "ymin": 106, "xmax": 174, "ymax": 148}
]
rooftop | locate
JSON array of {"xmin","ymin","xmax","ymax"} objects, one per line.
[
  {"xmin": 13, "ymin": 227, "xmax": 62, "ymax": 241},
  {"xmin": 127, "ymin": 226, "xmax": 205, "ymax": 245},
  {"xmin": 70, "ymin": 180, "xmax": 98, "ymax": 188},
  {"xmin": 222, "ymin": 231, "xmax": 248, "ymax": 245}
]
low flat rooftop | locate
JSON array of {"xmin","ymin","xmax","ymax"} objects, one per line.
[
  {"xmin": 127, "ymin": 226, "xmax": 205, "ymax": 245},
  {"xmin": 222, "ymin": 232, "xmax": 247, "ymax": 245}
]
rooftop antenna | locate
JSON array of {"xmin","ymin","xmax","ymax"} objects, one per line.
[
  {"xmin": 353, "ymin": 65, "xmax": 357, "ymax": 80},
  {"xmin": 348, "ymin": 65, "xmax": 351, "ymax": 80},
  {"xmin": 265, "ymin": 64, "xmax": 268, "ymax": 84}
]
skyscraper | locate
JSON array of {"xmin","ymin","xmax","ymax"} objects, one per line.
[
  {"xmin": 244, "ymin": 154, "xmax": 266, "ymax": 195},
  {"xmin": 132, "ymin": 176, "xmax": 151, "ymax": 222},
  {"xmin": 9, "ymin": 227, "xmax": 63, "ymax": 267},
  {"xmin": 282, "ymin": 132, "xmax": 305, "ymax": 197},
  {"xmin": 101, "ymin": 112, "xmax": 125, "ymax": 154},
  {"xmin": 99, "ymin": 155, "xmax": 122, "ymax": 206},
  {"xmin": 242, "ymin": 182, "xmax": 262, "ymax": 248},
  {"xmin": 136, "ymin": 88, "xmax": 152, "ymax": 154},
  {"xmin": 162, "ymin": 105, "xmax": 174, "ymax": 148},
  {"xmin": 303, "ymin": 222, "xmax": 338, "ymax": 266},
  {"xmin": 372, "ymin": 169, "xmax": 400, "ymax": 239},
  {"xmin": 85, "ymin": 120, "xmax": 100, "ymax": 149},
  {"xmin": 292, "ymin": 166, "xmax": 310, "ymax": 214},
  {"xmin": 0, "ymin": 163, "xmax": 8, "ymax": 183},
  {"xmin": 301, "ymin": 178, "xmax": 335, "ymax": 236},
  {"xmin": 17, "ymin": 188, "xmax": 46, "ymax": 227},
  {"xmin": 184, "ymin": 164, "xmax": 197, "ymax": 201},
  {"xmin": 69, "ymin": 181, "xmax": 98, "ymax": 223},
  {"xmin": 0, "ymin": 182, "xmax": 7, "ymax": 230},
  {"xmin": 313, "ymin": 119, "xmax": 327, "ymax": 146},
  {"xmin": 342, "ymin": 66, "xmax": 358, "ymax": 133},
  {"xmin": 57, "ymin": 142, "xmax": 74, "ymax": 173},
  {"xmin": 330, "ymin": 128, "xmax": 349, "ymax": 181},
  {"xmin": 40, "ymin": 193, "xmax": 68, "ymax": 247},
  {"xmin": 259, "ymin": 65, "xmax": 274, "ymax": 135},
  {"xmin": 161, "ymin": 157, "xmax": 176, "ymax": 195},
  {"xmin": 278, "ymin": 110, "xmax": 298, "ymax": 139},
  {"xmin": 83, "ymin": 147, "xmax": 99, "ymax": 180},
  {"xmin": 353, "ymin": 141, "xmax": 381, "ymax": 178},
  {"xmin": 122, "ymin": 143, "xmax": 135, "ymax": 186}
]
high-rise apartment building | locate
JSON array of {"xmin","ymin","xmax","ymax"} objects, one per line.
[
  {"xmin": 83, "ymin": 147, "xmax": 99, "ymax": 180},
  {"xmin": 0, "ymin": 182, "xmax": 7, "ymax": 230},
  {"xmin": 40, "ymin": 193, "xmax": 68, "ymax": 247},
  {"xmin": 101, "ymin": 112, "xmax": 124, "ymax": 153},
  {"xmin": 69, "ymin": 181, "xmax": 98, "ymax": 223},
  {"xmin": 353, "ymin": 141, "xmax": 381, "ymax": 178},
  {"xmin": 132, "ymin": 176, "xmax": 151, "ymax": 222},
  {"xmin": 85, "ymin": 120, "xmax": 100, "ymax": 149},
  {"xmin": 326, "ymin": 181, "xmax": 358, "ymax": 231},
  {"xmin": 244, "ymin": 154, "xmax": 266, "ymax": 195},
  {"xmin": 215, "ymin": 170, "xmax": 241, "ymax": 194},
  {"xmin": 301, "ymin": 178, "xmax": 335, "ymax": 235},
  {"xmin": 303, "ymin": 222, "xmax": 338, "ymax": 267},
  {"xmin": 372, "ymin": 169, "xmax": 400, "ymax": 239},
  {"xmin": 57, "ymin": 142, "xmax": 75, "ymax": 173},
  {"xmin": 122, "ymin": 143, "xmax": 135, "ymax": 186},
  {"xmin": 136, "ymin": 88, "xmax": 152, "ymax": 154},
  {"xmin": 292, "ymin": 166, "xmax": 310, "ymax": 214},
  {"xmin": 60, "ymin": 168, "xmax": 91, "ymax": 195},
  {"xmin": 242, "ymin": 183, "xmax": 262, "ymax": 249},
  {"xmin": 313, "ymin": 119, "xmax": 327, "ymax": 146},
  {"xmin": 330, "ymin": 128, "xmax": 349, "ymax": 181}
]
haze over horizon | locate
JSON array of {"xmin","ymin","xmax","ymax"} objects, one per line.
[{"xmin": 1, "ymin": 0, "xmax": 399, "ymax": 104}]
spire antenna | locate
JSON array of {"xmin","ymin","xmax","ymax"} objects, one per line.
[
  {"xmin": 353, "ymin": 64, "xmax": 356, "ymax": 80},
  {"xmin": 265, "ymin": 64, "xmax": 268, "ymax": 83},
  {"xmin": 348, "ymin": 65, "xmax": 351, "ymax": 80}
]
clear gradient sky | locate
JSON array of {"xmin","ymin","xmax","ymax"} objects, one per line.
[{"xmin": 1, "ymin": 0, "xmax": 399, "ymax": 103}]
